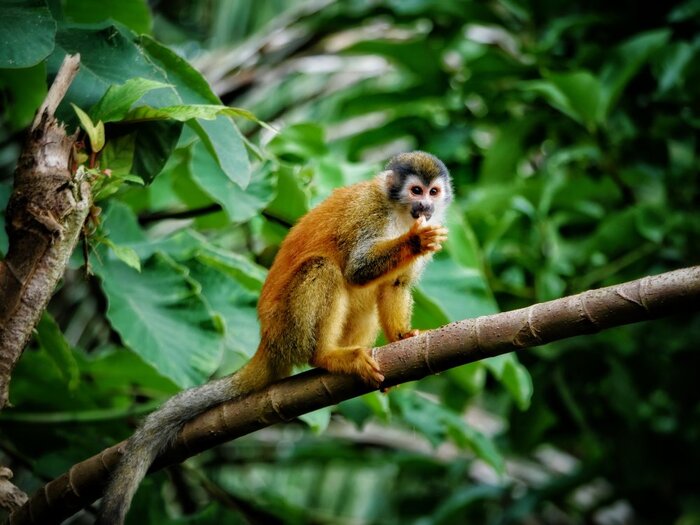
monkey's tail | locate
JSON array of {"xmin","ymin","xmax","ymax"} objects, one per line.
[{"xmin": 97, "ymin": 353, "xmax": 278, "ymax": 525}]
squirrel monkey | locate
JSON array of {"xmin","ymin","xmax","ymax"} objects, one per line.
[{"xmin": 98, "ymin": 151, "xmax": 452, "ymax": 524}]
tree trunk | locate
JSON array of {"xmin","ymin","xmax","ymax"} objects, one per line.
[{"xmin": 0, "ymin": 54, "xmax": 89, "ymax": 410}]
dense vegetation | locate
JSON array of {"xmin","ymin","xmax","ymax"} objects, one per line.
[{"xmin": 1, "ymin": 0, "xmax": 698, "ymax": 523}]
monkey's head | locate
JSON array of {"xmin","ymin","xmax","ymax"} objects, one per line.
[{"xmin": 383, "ymin": 151, "xmax": 453, "ymax": 223}]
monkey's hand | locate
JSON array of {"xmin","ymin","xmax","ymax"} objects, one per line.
[{"xmin": 408, "ymin": 218, "xmax": 448, "ymax": 254}]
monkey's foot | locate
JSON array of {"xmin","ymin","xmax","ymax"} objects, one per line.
[
  {"xmin": 354, "ymin": 348, "xmax": 385, "ymax": 388},
  {"xmin": 399, "ymin": 329, "xmax": 421, "ymax": 339},
  {"xmin": 312, "ymin": 346, "xmax": 384, "ymax": 388}
]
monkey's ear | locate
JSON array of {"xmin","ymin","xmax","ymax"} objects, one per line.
[{"xmin": 378, "ymin": 170, "xmax": 396, "ymax": 190}]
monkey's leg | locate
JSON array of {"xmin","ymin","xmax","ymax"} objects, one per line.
[
  {"xmin": 378, "ymin": 277, "xmax": 417, "ymax": 343},
  {"xmin": 286, "ymin": 258, "xmax": 384, "ymax": 387},
  {"xmin": 339, "ymin": 286, "xmax": 380, "ymax": 348}
]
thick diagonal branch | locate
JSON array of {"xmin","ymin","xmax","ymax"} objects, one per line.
[
  {"xmin": 0, "ymin": 54, "xmax": 91, "ymax": 411},
  {"xmin": 9, "ymin": 266, "xmax": 700, "ymax": 524}
]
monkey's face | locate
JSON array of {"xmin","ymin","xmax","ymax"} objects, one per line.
[
  {"xmin": 400, "ymin": 175, "xmax": 449, "ymax": 221},
  {"xmin": 384, "ymin": 151, "xmax": 453, "ymax": 223}
]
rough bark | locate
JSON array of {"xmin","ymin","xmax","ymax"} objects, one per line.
[
  {"xmin": 8, "ymin": 265, "xmax": 699, "ymax": 525},
  {"xmin": 0, "ymin": 54, "xmax": 90, "ymax": 410}
]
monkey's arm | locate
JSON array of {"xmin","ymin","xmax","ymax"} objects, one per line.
[{"xmin": 345, "ymin": 219, "xmax": 447, "ymax": 286}]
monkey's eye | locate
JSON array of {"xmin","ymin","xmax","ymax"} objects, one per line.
[
  {"xmin": 430, "ymin": 187, "xmax": 439, "ymax": 196},
  {"xmin": 411, "ymin": 186, "xmax": 423, "ymax": 195}
]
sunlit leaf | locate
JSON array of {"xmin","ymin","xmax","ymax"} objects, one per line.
[{"xmin": 91, "ymin": 77, "xmax": 171, "ymax": 123}]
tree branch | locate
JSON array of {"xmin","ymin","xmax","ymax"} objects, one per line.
[
  {"xmin": 0, "ymin": 54, "xmax": 90, "ymax": 411},
  {"xmin": 8, "ymin": 266, "xmax": 700, "ymax": 524}
]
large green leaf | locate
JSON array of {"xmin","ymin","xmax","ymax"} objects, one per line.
[
  {"xmin": 187, "ymin": 260, "xmax": 260, "ymax": 361},
  {"xmin": 139, "ymin": 36, "xmax": 251, "ymax": 188},
  {"xmin": 189, "ymin": 139, "xmax": 276, "ymax": 223},
  {"xmin": 0, "ymin": 62, "xmax": 47, "ymax": 130},
  {"xmin": 124, "ymin": 104, "xmax": 262, "ymax": 125},
  {"xmin": 94, "ymin": 252, "xmax": 225, "ymax": 388},
  {"xmin": 195, "ymin": 245, "xmax": 267, "ymax": 293},
  {"xmin": 0, "ymin": 0, "xmax": 56, "ymax": 68},
  {"xmin": 131, "ymin": 120, "xmax": 183, "ymax": 184},
  {"xmin": 265, "ymin": 165, "xmax": 310, "ymax": 224},
  {"xmin": 547, "ymin": 70, "xmax": 602, "ymax": 130},
  {"xmin": 63, "ymin": 0, "xmax": 153, "ymax": 34},
  {"xmin": 267, "ymin": 123, "xmax": 328, "ymax": 163},
  {"xmin": 189, "ymin": 118, "xmax": 251, "ymax": 189},
  {"xmin": 655, "ymin": 41, "xmax": 696, "ymax": 94},
  {"xmin": 393, "ymin": 390, "xmax": 504, "ymax": 472},
  {"xmin": 483, "ymin": 354, "xmax": 533, "ymax": 410},
  {"xmin": 521, "ymin": 70, "xmax": 602, "ymax": 130},
  {"xmin": 50, "ymin": 24, "xmax": 180, "ymax": 115},
  {"xmin": 35, "ymin": 314, "xmax": 80, "ymax": 391},
  {"xmin": 599, "ymin": 29, "xmax": 671, "ymax": 118},
  {"xmin": 90, "ymin": 78, "xmax": 171, "ymax": 123},
  {"xmin": 479, "ymin": 120, "xmax": 532, "ymax": 183}
]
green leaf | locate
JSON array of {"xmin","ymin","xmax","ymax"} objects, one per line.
[
  {"xmin": 411, "ymin": 287, "xmax": 450, "ymax": 330},
  {"xmin": 522, "ymin": 71, "xmax": 602, "ymax": 130},
  {"xmin": 0, "ymin": 62, "xmax": 47, "ymax": 130},
  {"xmin": 84, "ymin": 347, "xmax": 179, "ymax": 396},
  {"xmin": 71, "ymin": 103, "xmax": 105, "ymax": 152},
  {"xmin": 100, "ymin": 201, "xmax": 147, "ymax": 246},
  {"xmin": 189, "ymin": 140, "xmax": 276, "ymax": 223},
  {"xmin": 35, "ymin": 314, "xmax": 80, "ymax": 391},
  {"xmin": 361, "ymin": 391, "xmax": 391, "ymax": 422},
  {"xmin": 188, "ymin": 260, "xmax": 260, "ymax": 360},
  {"xmin": 480, "ymin": 120, "xmax": 531, "ymax": 183},
  {"xmin": 599, "ymin": 29, "xmax": 671, "ymax": 118},
  {"xmin": 500, "ymin": 357, "xmax": 533, "ymax": 410},
  {"xmin": 139, "ymin": 35, "xmax": 219, "ymax": 104},
  {"xmin": 94, "ymin": 252, "xmax": 225, "ymax": 388},
  {"xmin": 265, "ymin": 165, "xmax": 310, "ymax": 224},
  {"xmin": 394, "ymin": 390, "xmax": 504, "ymax": 472},
  {"xmin": 195, "ymin": 245, "xmax": 267, "ymax": 293},
  {"xmin": 102, "ymin": 238, "xmax": 142, "ymax": 271},
  {"xmin": 63, "ymin": 0, "xmax": 153, "ymax": 34},
  {"xmin": 655, "ymin": 42, "xmax": 695, "ymax": 94},
  {"xmin": 91, "ymin": 78, "xmax": 171, "ymax": 123},
  {"xmin": 267, "ymin": 123, "xmax": 328, "ymax": 162},
  {"xmin": 132, "ymin": 120, "xmax": 183, "ymax": 184},
  {"xmin": 189, "ymin": 118, "xmax": 251, "ymax": 189},
  {"xmin": 444, "ymin": 412, "xmax": 504, "ymax": 473},
  {"xmin": 445, "ymin": 206, "xmax": 482, "ymax": 270},
  {"xmin": 484, "ymin": 354, "xmax": 532, "ymax": 410},
  {"xmin": 0, "ymin": 0, "xmax": 56, "ymax": 68},
  {"xmin": 50, "ymin": 25, "xmax": 180, "ymax": 115},
  {"xmin": 298, "ymin": 407, "xmax": 332, "ymax": 434},
  {"xmin": 447, "ymin": 363, "xmax": 486, "ymax": 395},
  {"xmin": 124, "ymin": 104, "xmax": 265, "ymax": 126},
  {"xmin": 546, "ymin": 70, "xmax": 602, "ymax": 130},
  {"xmin": 420, "ymin": 257, "xmax": 497, "ymax": 322},
  {"xmin": 669, "ymin": 0, "xmax": 700, "ymax": 21}
]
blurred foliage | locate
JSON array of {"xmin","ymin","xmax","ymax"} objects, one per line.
[{"xmin": 1, "ymin": 0, "xmax": 699, "ymax": 524}]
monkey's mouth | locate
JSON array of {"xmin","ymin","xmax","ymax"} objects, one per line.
[{"xmin": 411, "ymin": 210, "xmax": 433, "ymax": 221}]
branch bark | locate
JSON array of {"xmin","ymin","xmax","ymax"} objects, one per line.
[
  {"xmin": 0, "ymin": 54, "xmax": 90, "ymax": 410},
  {"xmin": 8, "ymin": 265, "xmax": 699, "ymax": 524}
]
